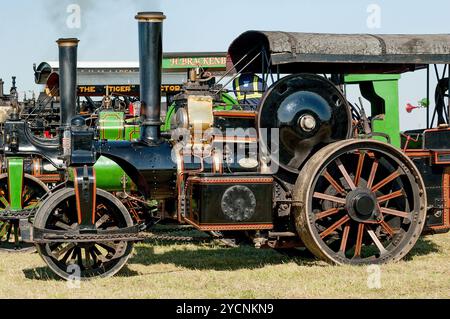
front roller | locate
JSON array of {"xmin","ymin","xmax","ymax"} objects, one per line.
[
  {"xmin": 293, "ymin": 139, "xmax": 427, "ymax": 264},
  {"xmin": 34, "ymin": 188, "xmax": 134, "ymax": 280}
]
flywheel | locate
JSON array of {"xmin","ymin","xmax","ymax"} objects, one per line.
[{"xmin": 257, "ymin": 73, "xmax": 352, "ymax": 174}]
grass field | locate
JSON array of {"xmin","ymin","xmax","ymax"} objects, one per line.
[{"xmin": 0, "ymin": 230, "xmax": 449, "ymax": 299}]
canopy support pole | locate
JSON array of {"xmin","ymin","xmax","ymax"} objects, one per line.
[
  {"xmin": 426, "ymin": 65, "xmax": 430, "ymax": 129},
  {"xmin": 448, "ymin": 64, "xmax": 450, "ymax": 124}
]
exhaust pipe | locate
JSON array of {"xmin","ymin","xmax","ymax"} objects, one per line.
[
  {"xmin": 56, "ymin": 38, "xmax": 79, "ymax": 128},
  {"xmin": 135, "ymin": 12, "xmax": 165, "ymax": 143}
]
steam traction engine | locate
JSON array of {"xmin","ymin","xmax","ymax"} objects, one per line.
[{"xmin": 1, "ymin": 12, "xmax": 448, "ymax": 280}]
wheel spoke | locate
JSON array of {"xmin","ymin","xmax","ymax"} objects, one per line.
[
  {"xmin": 85, "ymin": 248, "xmax": 91, "ymax": 267},
  {"xmin": 69, "ymin": 248, "xmax": 78, "ymax": 263},
  {"xmin": 97, "ymin": 242, "xmax": 117, "ymax": 254},
  {"xmin": 315, "ymin": 207, "xmax": 341, "ymax": 220},
  {"xmin": 76, "ymin": 247, "xmax": 83, "ymax": 269},
  {"xmin": 335, "ymin": 158, "xmax": 356, "ymax": 190},
  {"xmin": 60, "ymin": 246, "xmax": 76, "ymax": 263},
  {"xmin": 53, "ymin": 243, "xmax": 75, "ymax": 259},
  {"xmin": 93, "ymin": 245, "xmax": 107, "ymax": 263},
  {"xmin": 380, "ymin": 207, "xmax": 410, "ymax": 219},
  {"xmin": 323, "ymin": 170, "xmax": 345, "ymax": 195},
  {"xmin": 339, "ymin": 223, "xmax": 350, "ymax": 253},
  {"xmin": 320, "ymin": 215, "xmax": 350, "ymax": 239},
  {"xmin": 367, "ymin": 159, "xmax": 379, "ymax": 189},
  {"xmin": 353, "ymin": 223, "xmax": 365, "ymax": 258},
  {"xmin": 0, "ymin": 222, "xmax": 9, "ymax": 237},
  {"xmin": 367, "ymin": 229, "xmax": 388, "ymax": 254},
  {"xmin": 92, "ymin": 245, "xmax": 102, "ymax": 256},
  {"xmin": 95, "ymin": 214, "xmax": 110, "ymax": 228},
  {"xmin": 24, "ymin": 203, "xmax": 38, "ymax": 210},
  {"xmin": 89, "ymin": 247, "xmax": 99, "ymax": 267},
  {"xmin": 0, "ymin": 196, "xmax": 9, "ymax": 207},
  {"xmin": 377, "ymin": 190, "xmax": 404, "ymax": 204},
  {"xmin": 380, "ymin": 220, "xmax": 395, "ymax": 237},
  {"xmin": 354, "ymin": 152, "xmax": 366, "ymax": 187},
  {"xmin": 313, "ymin": 192, "xmax": 346, "ymax": 204},
  {"xmin": 371, "ymin": 170, "xmax": 401, "ymax": 192},
  {"xmin": 13, "ymin": 223, "xmax": 19, "ymax": 245},
  {"xmin": 22, "ymin": 187, "xmax": 35, "ymax": 205},
  {"xmin": 97, "ymin": 204, "xmax": 107, "ymax": 210},
  {"xmin": 23, "ymin": 196, "xmax": 36, "ymax": 207},
  {"xmin": 54, "ymin": 221, "xmax": 72, "ymax": 230},
  {"xmin": 5, "ymin": 223, "xmax": 12, "ymax": 241}
]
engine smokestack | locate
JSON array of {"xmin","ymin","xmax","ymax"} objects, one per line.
[
  {"xmin": 135, "ymin": 12, "xmax": 165, "ymax": 143},
  {"xmin": 56, "ymin": 38, "xmax": 79, "ymax": 128}
]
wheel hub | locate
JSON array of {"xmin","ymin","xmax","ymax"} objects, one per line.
[
  {"xmin": 346, "ymin": 188, "xmax": 379, "ymax": 223},
  {"xmin": 298, "ymin": 114, "xmax": 316, "ymax": 132},
  {"xmin": 354, "ymin": 194, "xmax": 375, "ymax": 216}
]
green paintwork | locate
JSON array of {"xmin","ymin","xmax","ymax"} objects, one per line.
[
  {"xmin": 162, "ymin": 56, "xmax": 226, "ymax": 69},
  {"xmin": 216, "ymin": 92, "xmax": 239, "ymax": 110},
  {"xmin": 99, "ymin": 111, "xmax": 140, "ymax": 141},
  {"xmin": 124, "ymin": 125, "xmax": 140, "ymax": 141},
  {"xmin": 94, "ymin": 92, "xmax": 237, "ymax": 191},
  {"xmin": 65, "ymin": 111, "xmax": 138, "ymax": 191},
  {"xmin": 67, "ymin": 156, "xmax": 136, "ymax": 191},
  {"xmin": 345, "ymin": 74, "xmax": 401, "ymax": 147},
  {"xmin": 99, "ymin": 111, "xmax": 125, "ymax": 140},
  {"xmin": 162, "ymin": 92, "xmax": 238, "ymax": 132},
  {"xmin": 162, "ymin": 103, "xmax": 177, "ymax": 132},
  {"xmin": 94, "ymin": 156, "xmax": 135, "ymax": 191},
  {"xmin": 7, "ymin": 158, "xmax": 24, "ymax": 210}
]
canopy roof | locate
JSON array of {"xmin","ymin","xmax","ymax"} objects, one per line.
[{"xmin": 227, "ymin": 31, "xmax": 450, "ymax": 74}]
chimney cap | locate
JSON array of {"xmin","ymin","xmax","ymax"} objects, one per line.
[
  {"xmin": 135, "ymin": 12, "xmax": 166, "ymax": 22},
  {"xmin": 56, "ymin": 38, "xmax": 79, "ymax": 47}
]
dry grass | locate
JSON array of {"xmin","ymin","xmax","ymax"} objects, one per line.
[{"xmin": 0, "ymin": 231, "xmax": 449, "ymax": 299}]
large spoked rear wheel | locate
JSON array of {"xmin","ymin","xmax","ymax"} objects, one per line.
[
  {"xmin": 293, "ymin": 139, "xmax": 426, "ymax": 265},
  {"xmin": 35, "ymin": 188, "xmax": 134, "ymax": 280},
  {"xmin": 0, "ymin": 174, "xmax": 49, "ymax": 252}
]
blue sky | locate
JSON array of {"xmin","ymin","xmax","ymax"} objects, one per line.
[{"xmin": 1, "ymin": 0, "xmax": 450, "ymax": 129}]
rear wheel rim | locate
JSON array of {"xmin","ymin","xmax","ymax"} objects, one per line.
[{"xmin": 296, "ymin": 140, "xmax": 426, "ymax": 264}]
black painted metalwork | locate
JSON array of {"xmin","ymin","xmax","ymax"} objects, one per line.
[
  {"xmin": 96, "ymin": 140, "xmax": 176, "ymax": 199},
  {"xmin": 136, "ymin": 12, "xmax": 165, "ymax": 143},
  {"xmin": 257, "ymin": 73, "xmax": 352, "ymax": 174},
  {"xmin": 70, "ymin": 117, "xmax": 95, "ymax": 166},
  {"xmin": 188, "ymin": 174, "xmax": 273, "ymax": 225},
  {"xmin": 57, "ymin": 38, "xmax": 79, "ymax": 128},
  {"xmin": 73, "ymin": 166, "xmax": 96, "ymax": 227}
]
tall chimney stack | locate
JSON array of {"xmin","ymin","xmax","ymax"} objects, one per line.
[
  {"xmin": 135, "ymin": 12, "xmax": 165, "ymax": 143},
  {"xmin": 57, "ymin": 38, "xmax": 79, "ymax": 128}
]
